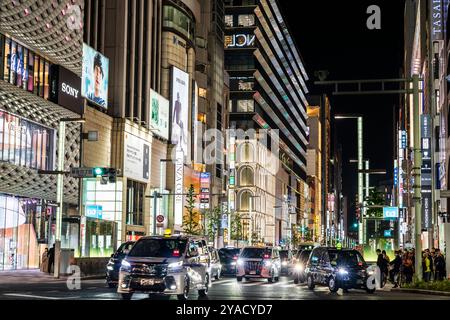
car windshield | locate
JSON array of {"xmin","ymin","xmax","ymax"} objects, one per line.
[
  {"xmin": 329, "ymin": 250, "xmax": 365, "ymax": 267},
  {"xmin": 280, "ymin": 251, "xmax": 289, "ymax": 260},
  {"xmin": 128, "ymin": 239, "xmax": 187, "ymax": 258},
  {"xmin": 219, "ymin": 249, "xmax": 240, "ymax": 261},
  {"xmin": 240, "ymin": 248, "xmax": 271, "ymax": 259},
  {"xmin": 116, "ymin": 242, "xmax": 134, "ymax": 256},
  {"xmin": 299, "ymin": 250, "xmax": 311, "ymax": 262}
]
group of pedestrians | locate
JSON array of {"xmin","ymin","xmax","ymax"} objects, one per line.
[{"xmin": 376, "ymin": 248, "xmax": 446, "ymax": 288}]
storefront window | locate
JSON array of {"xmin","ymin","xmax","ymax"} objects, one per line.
[
  {"xmin": 0, "ymin": 110, "xmax": 55, "ymax": 171},
  {"xmin": 126, "ymin": 180, "xmax": 146, "ymax": 226},
  {"xmin": 163, "ymin": 5, "xmax": 195, "ymax": 42},
  {"xmin": 0, "ymin": 195, "xmax": 49, "ymax": 271}
]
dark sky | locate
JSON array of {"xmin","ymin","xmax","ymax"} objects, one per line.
[{"xmin": 278, "ymin": 0, "xmax": 405, "ymax": 224}]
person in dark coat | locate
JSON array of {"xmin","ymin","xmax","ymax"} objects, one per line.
[
  {"xmin": 47, "ymin": 244, "xmax": 55, "ymax": 274},
  {"xmin": 376, "ymin": 249, "xmax": 387, "ymax": 286},
  {"xmin": 434, "ymin": 249, "xmax": 446, "ymax": 281},
  {"xmin": 389, "ymin": 251, "xmax": 402, "ymax": 288}
]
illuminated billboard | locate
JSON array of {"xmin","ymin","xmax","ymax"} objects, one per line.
[
  {"xmin": 82, "ymin": 43, "xmax": 109, "ymax": 109},
  {"xmin": 171, "ymin": 67, "xmax": 190, "ymax": 155},
  {"xmin": 150, "ymin": 90, "xmax": 170, "ymax": 140}
]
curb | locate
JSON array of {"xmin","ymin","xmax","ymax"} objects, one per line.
[
  {"xmin": 391, "ymin": 287, "xmax": 450, "ymax": 297},
  {"xmin": 81, "ymin": 275, "xmax": 105, "ymax": 280}
]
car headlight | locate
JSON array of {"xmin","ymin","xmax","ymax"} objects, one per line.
[
  {"xmin": 237, "ymin": 259, "xmax": 244, "ymax": 266},
  {"xmin": 168, "ymin": 261, "xmax": 184, "ymax": 271},
  {"xmin": 295, "ymin": 264, "xmax": 303, "ymax": 272},
  {"xmin": 121, "ymin": 260, "xmax": 131, "ymax": 271},
  {"xmin": 338, "ymin": 268, "xmax": 349, "ymax": 275},
  {"xmin": 230, "ymin": 262, "xmax": 237, "ymax": 266}
]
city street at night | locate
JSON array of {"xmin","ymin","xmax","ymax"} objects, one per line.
[
  {"xmin": 1, "ymin": 0, "xmax": 450, "ymax": 315},
  {"xmin": 0, "ymin": 270, "xmax": 449, "ymax": 301}
]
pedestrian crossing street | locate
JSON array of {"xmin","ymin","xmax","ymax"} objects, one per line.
[{"xmin": 210, "ymin": 278, "xmax": 325, "ymax": 290}]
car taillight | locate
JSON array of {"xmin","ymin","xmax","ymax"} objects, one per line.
[
  {"xmin": 173, "ymin": 250, "xmax": 180, "ymax": 257},
  {"xmin": 233, "ymin": 256, "xmax": 238, "ymax": 260},
  {"xmin": 263, "ymin": 254, "xmax": 270, "ymax": 259}
]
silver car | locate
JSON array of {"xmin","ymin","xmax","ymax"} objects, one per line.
[
  {"xmin": 117, "ymin": 236, "xmax": 211, "ymax": 300},
  {"xmin": 208, "ymin": 247, "xmax": 222, "ymax": 281}
]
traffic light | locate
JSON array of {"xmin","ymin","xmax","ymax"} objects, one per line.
[
  {"xmin": 93, "ymin": 167, "xmax": 107, "ymax": 185},
  {"xmin": 93, "ymin": 167, "xmax": 107, "ymax": 177},
  {"xmin": 108, "ymin": 168, "xmax": 117, "ymax": 183}
]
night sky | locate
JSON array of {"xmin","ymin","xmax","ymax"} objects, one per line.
[{"xmin": 278, "ymin": 0, "xmax": 405, "ymax": 225}]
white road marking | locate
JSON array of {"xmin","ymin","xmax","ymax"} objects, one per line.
[{"xmin": 3, "ymin": 293, "xmax": 81, "ymax": 300}]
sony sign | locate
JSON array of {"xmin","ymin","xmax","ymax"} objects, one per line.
[
  {"xmin": 226, "ymin": 34, "xmax": 256, "ymax": 48},
  {"xmin": 62, "ymin": 82, "xmax": 79, "ymax": 99},
  {"xmin": 49, "ymin": 65, "xmax": 83, "ymax": 114},
  {"xmin": 431, "ymin": 0, "xmax": 443, "ymax": 40}
]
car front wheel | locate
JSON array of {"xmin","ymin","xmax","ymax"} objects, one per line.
[
  {"xmin": 307, "ymin": 275, "xmax": 315, "ymax": 290},
  {"xmin": 198, "ymin": 274, "xmax": 209, "ymax": 297},
  {"xmin": 328, "ymin": 277, "xmax": 339, "ymax": 293},
  {"xmin": 177, "ymin": 278, "xmax": 190, "ymax": 300},
  {"xmin": 121, "ymin": 293, "xmax": 133, "ymax": 300}
]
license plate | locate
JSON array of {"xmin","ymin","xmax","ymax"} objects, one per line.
[
  {"xmin": 140, "ymin": 279, "xmax": 155, "ymax": 286},
  {"xmin": 250, "ymin": 271, "xmax": 256, "ymax": 275}
]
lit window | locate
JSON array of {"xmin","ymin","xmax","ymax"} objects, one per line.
[
  {"xmin": 199, "ymin": 87, "xmax": 207, "ymax": 99},
  {"xmin": 237, "ymin": 100, "xmax": 254, "ymax": 112},
  {"xmin": 238, "ymin": 14, "xmax": 255, "ymax": 27},
  {"xmin": 225, "ymin": 15, "xmax": 233, "ymax": 27}
]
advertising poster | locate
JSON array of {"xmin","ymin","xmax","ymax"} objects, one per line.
[
  {"xmin": 174, "ymin": 149, "xmax": 185, "ymax": 226},
  {"xmin": 124, "ymin": 133, "xmax": 150, "ymax": 183},
  {"xmin": 171, "ymin": 67, "xmax": 189, "ymax": 155},
  {"xmin": 150, "ymin": 90, "xmax": 170, "ymax": 140},
  {"xmin": 82, "ymin": 43, "xmax": 109, "ymax": 109}
]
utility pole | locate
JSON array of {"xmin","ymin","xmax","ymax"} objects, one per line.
[{"xmin": 413, "ymin": 74, "xmax": 423, "ymax": 280}]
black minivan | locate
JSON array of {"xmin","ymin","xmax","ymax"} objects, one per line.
[{"xmin": 304, "ymin": 247, "xmax": 375, "ymax": 293}]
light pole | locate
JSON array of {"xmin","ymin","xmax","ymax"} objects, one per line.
[{"xmin": 52, "ymin": 117, "xmax": 85, "ymax": 278}]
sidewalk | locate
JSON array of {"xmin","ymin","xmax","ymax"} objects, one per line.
[
  {"xmin": 391, "ymin": 287, "xmax": 450, "ymax": 297},
  {"xmin": 0, "ymin": 269, "xmax": 104, "ymax": 284}
]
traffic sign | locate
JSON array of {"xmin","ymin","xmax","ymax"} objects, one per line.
[
  {"xmin": 156, "ymin": 215, "xmax": 165, "ymax": 223},
  {"xmin": 70, "ymin": 167, "xmax": 95, "ymax": 178}
]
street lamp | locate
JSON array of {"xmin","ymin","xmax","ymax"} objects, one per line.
[{"xmin": 54, "ymin": 117, "xmax": 85, "ymax": 278}]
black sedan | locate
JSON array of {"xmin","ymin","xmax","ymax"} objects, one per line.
[
  {"xmin": 106, "ymin": 241, "xmax": 135, "ymax": 288},
  {"xmin": 218, "ymin": 247, "xmax": 241, "ymax": 276}
]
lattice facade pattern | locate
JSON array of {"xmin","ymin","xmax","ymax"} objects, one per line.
[
  {"xmin": 0, "ymin": 0, "xmax": 84, "ymax": 76},
  {"xmin": 0, "ymin": 81, "xmax": 81, "ymax": 204}
]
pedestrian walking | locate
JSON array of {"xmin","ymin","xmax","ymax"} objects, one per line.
[
  {"xmin": 40, "ymin": 248, "xmax": 49, "ymax": 273},
  {"xmin": 434, "ymin": 249, "xmax": 446, "ymax": 281},
  {"xmin": 47, "ymin": 244, "xmax": 55, "ymax": 274},
  {"xmin": 389, "ymin": 250, "xmax": 402, "ymax": 288},
  {"xmin": 422, "ymin": 250, "xmax": 433, "ymax": 282},
  {"xmin": 403, "ymin": 251, "xmax": 414, "ymax": 284},
  {"xmin": 376, "ymin": 249, "xmax": 387, "ymax": 286}
]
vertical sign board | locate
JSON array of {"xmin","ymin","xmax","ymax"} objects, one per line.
[
  {"xmin": 192, "ymin": 81, "xmax": 199, "ymax": 164},
  {"xmin": 174, "ymin": 149, "xmax": 184, "ymax": 226},
  {"xmin": 421, "ymin": 115, "xmax": 433, "ymax": 229},
  {"xmin": 431, "ymin": 0, "xmax": 444, "ymax": 41},
  {"xmin": 200, "ymin": 172, "xmax": 211, "ymax": 209}
]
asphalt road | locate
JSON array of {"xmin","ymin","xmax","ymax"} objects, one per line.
[{"xmin": 0, "ymin": 274, "xmax": 449, "ymax": 300}]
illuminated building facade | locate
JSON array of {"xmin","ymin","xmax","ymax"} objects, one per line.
[{"xmin": 224, "ymin": 0, "xmax": 310, "ymax": 246}]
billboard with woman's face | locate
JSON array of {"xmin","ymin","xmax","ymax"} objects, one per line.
[{"xmin": 82, "ymin": 44, "xmax": 109, "ymax": 109}]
